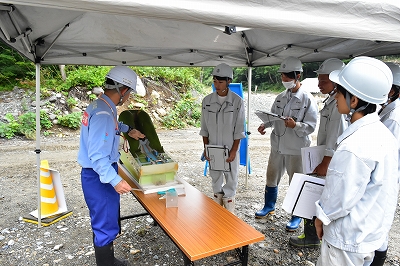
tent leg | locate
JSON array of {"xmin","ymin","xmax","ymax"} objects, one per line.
[
  {"xmin": 245, "ymin": 67, "xmax": 252, "ymax": 188},
  {"xmin": 35, "ymin": 63, "xmax": 42, "ymax": 228}
]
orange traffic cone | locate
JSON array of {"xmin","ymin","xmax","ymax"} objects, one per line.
[{"xmin": 39, "ymin": 160, "xmax": 59, "ymax": 216}]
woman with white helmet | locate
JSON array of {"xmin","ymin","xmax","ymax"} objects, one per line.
[
  {"xmin": 255, "ymin": 56, "xmax": 318, "ymax": 232},
  {"xmin": 314, "ymin": 57, "xmax": 398, "ymax": 266},
  {"xmin": 371, "ymin": 62, "xmax": 400, "ymax": 266},
  {"xmin": 78, "ymin": 66, "xmax": 145, "ymax": 266},
  {"xmin": 200, "ymin": 63, "xmax": 245, "ymax": 214},
  {"xmin": 290, "ymin": 58, "xmax": 347, "ymax": 248}
]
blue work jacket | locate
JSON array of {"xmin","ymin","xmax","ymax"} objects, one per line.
[{"xmin": 77, "ymin": 94, "xmax": 129, "ymax": 187}]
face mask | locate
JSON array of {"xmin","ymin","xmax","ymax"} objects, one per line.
[{"xmin": 282, "ymin": 80, "xmax": 296, "ymax": 90}]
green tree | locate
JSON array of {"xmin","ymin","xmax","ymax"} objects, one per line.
[{"xmin": 0, "ymin": 42, "xmax": 35, "ymax": 90}]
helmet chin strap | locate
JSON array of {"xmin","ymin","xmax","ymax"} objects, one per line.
[
  {"xmin": 323, "ymin": 87, "xmax": 337, "ymax": 104},
  {"xmin": 221, "ymin": 78, "xmax": 229, "ymax": 94},
  {"xmin": 380, "ymin": 99, "xmax": 390, "ymax": 109},
  {"xmin": 379, "ymin": 89, "xmax": 398, "ymax": 114},
  {"xmin": 106, "ymin": 80, "xmax": 125, "ymax": 105},
  {"xmin": 345, "ymin": 92, "xmax": 368, "ymax": 122},
  {"xmin": 328, "ymin": 86, "xmax": 336, "ymax": 96},
  {"xmin": 294, "ymin": 71, "xmax": 298, "ymax": 82}
]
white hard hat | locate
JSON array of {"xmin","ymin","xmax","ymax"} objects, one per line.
[
  {"xmin": 385, "ymin": 62, "xmax": 400, "ymax": 87},
  {"xmin": 105, "ymin": 66, "xmax": 138, "ymax": 93},
  {"xmin": 315, "ymin": 58, "xmax": 345, "ymax": 75},
  {"xmin": 278, "ymin": 56, "xmax": 303, "ymax": 73},
  {"xmin": 212, "ymin": 63, "xmax": 233, "ymax": 79},
  {"xmin": 329, "ymin": 56, "xmax": 392, "ymax": 104}
]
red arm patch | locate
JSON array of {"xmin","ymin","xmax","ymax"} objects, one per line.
[{"xmin": 82, "ymin": 111, "xmax": 89, "ymax": 126}]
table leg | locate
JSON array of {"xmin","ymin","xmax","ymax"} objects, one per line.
[
  {"xmin": 233, "ymin": 245, "xmax": 249, "ymax": 266},
  {"xmin": 240, "ymin": 245, "xmax": 249, "ymax": 266},
  {"xmin": 182, "ymin": 251, "xmax": 194, "ymax": 266}
]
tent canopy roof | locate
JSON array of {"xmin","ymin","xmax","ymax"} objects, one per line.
[{"xmin": 1, "ymin": 0, "xmax": 400, "ymax": 67}]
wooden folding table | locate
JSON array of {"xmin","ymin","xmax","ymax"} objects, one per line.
[{"xmin": 119, "ymin": 167, "xmax": 265, "ymax": 265}]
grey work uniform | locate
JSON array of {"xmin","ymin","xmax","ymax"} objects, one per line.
[
  {"xmin": 200, "ymin": 89, "xmax": 245, "ymax": 198},
  {"xmin": 317, "ymin": 92, "xmax": 348, "ymax": 157},
  {"xmin": 264, "ymin": 87, "xmax": 318, "ymax": 186}
]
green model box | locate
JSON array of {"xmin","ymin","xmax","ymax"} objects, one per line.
[{"xmin": 118, "ymin": 110, "xmax": 178, "ymax": 186}]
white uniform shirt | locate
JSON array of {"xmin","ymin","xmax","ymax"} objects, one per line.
[
  {"xmin": 265, "ymin": 87, "xmax": 318, "ymax": 155},
  {"xmin": 317, "ymin": 93, "xmax": 348, "ymax": 157},
  {"xmin": 379, "ymin": 99, "xmax": 400, "ymax": 182},
  {"xmin": 315, "ymin": 113, "xmax": 398, "ymax": 253},
  {"xmin": 200, "ymin": 89, "xmax": 245, "ymax": 147}
]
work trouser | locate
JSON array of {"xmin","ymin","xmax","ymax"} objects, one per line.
[
  {"xmin": 81, "ymin": 163, "xmax": 120, "ymax": 247},
  {"xmin": 209, "ymin": 150, "xmax": 239, "ymax": 198},
  {"xmin": 317, "ymin": 239, "xmax": 373, "ymax": 266},
  {"xmin": 266, "ymin": 149, "xmax": 302, "ymax": 187}
]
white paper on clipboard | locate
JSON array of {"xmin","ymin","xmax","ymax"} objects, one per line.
[
  {"xmin": 292, "ymin": 181, "xmax": 324, "ymax": 219},
  {"xmin": 205, "ymin": 144, "xmax": 230, "ymax": 171},
  {"xmin": 282, "ymin": 173, "xmax": 325, "ymax": 219},
  {"xmin": 255, "ymin": 110, "xmax": 286, "ymax": 123}
]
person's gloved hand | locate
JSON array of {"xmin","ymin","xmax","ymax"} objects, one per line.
[{"xmin": 128, "ymin": 129, "xmax": 145, "ymax": 140}]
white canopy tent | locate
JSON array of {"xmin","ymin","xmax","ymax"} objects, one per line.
[
  {"xmin": 0, "ymin": 1, "xmax": 400, "ymax": 66},
  {"xmin": 1, "ymin": 0, "xmax": 400, "ymax": 226}
]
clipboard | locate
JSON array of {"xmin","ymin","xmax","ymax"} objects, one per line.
[
  {"xmin": 255, "ymin": 110, "xmax": 286, "ymax": 123},
  {"xmin": 205, "ymin": 144, "xmax": 231, "ymax": 171},
  {"xmin": 282, "ymin": 173, "xmax": 325, "ymax": 219},
  {"xmin": 301, "ymin": 145, "xmax": 326, "ymax": 174},
  {"xmin": 291, "ymin": 180, "xmax": 324, "ymax": 219}
]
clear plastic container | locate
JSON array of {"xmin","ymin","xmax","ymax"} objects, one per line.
[{"xmin": 166, "ymin": 188, "xmax": 178, "ymax": 208}]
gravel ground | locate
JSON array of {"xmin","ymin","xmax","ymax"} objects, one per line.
[{"xmin": 1, "ymin": 92, "xmax": 400, "ymax": 266}]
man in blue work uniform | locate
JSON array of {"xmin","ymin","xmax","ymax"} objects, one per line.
[{"xmin": 78, "ymin": 66, "xmax": 144, "ymax": 266}]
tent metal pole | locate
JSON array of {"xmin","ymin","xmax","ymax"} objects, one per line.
[
  {"xmin": 352, "ymin": 42, "xmax": 393, "ymax": 57},
  {"xmin": 245, "ymin": 66, "xmax": 252, "ymax": 187},
  {"xmin": 0, "ymin": 18, "xmax": 11, "ymax": 41},
  {"xmin": 35, "ymin": 63, "xmax": 41, "ymax": 228},
  {"xmin": 241, "ymin": 32, "xmax": 253, "ymax": 188},
  {"xmin": 40, "ymin": 23, "xmax": 69, "ymax": 60},
  {"xmin": 8, "ymin": 8, "xmax": 31, "ymax": 53}
]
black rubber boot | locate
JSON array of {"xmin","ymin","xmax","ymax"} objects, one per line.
[
  {"xmin": 113, "ymin": 257, "xmax": 129, "ymax": 266},
  {"xmin": 289, "ymin": 218, "xmax": 320, "ymax": 248},
  {"xmin": 255, "ymin": 186, "xmax": 278, "ymax": 218},
  {"xmin": 94, "ymin": 242, "xmax": 129, "ymax": 266},
  {"xmin": 370, "ymin": 249, "xmax": 387, "ymax": 266}
]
